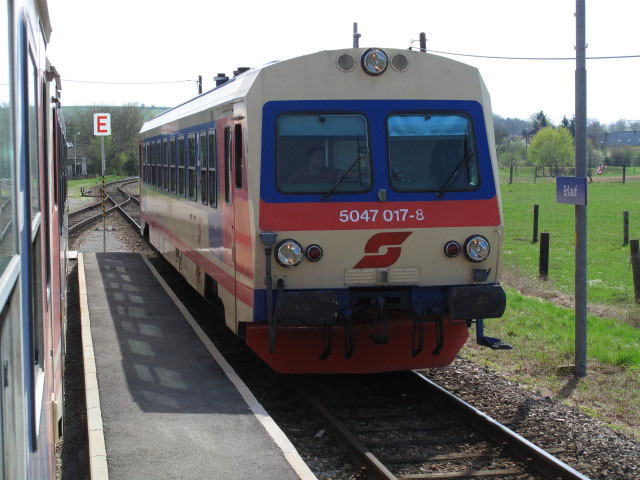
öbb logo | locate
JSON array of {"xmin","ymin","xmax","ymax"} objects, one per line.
[{"xmin": 353, "ymin": 232, "xmax": 412, "ymax": 269}]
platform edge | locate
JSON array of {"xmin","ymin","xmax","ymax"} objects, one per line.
[
  {"xmin": 78, "ymin": 253, "xmax": 109, "ymax": 480},
  {"xmin": 140, "ymin": 254, "xmax": 317, "ymax": 480}
]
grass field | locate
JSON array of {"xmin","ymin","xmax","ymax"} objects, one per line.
[{"xmin": 500, "ymin": 181, "xmax": 640, "ymax": 305}]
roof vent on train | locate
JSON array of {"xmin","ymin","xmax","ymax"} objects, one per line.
[
  {"xmin": 214, "ymin": 73, "xmax": 229, "ymax": 87},
  {"xmin": 233, "ymin": 67, "xmax": 251, "ymax": 76}
]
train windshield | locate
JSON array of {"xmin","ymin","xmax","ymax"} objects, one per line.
[
  {"xmin": 276, "ymin": 114, "xmax": 371, "ymax": 194},
  {"xmin": 387, "ymin": 114, "xmax": 479, "ymax": 192}
]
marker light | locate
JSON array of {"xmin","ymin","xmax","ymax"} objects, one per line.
[
  {"xmin": 305, "ymin": 244, "xmax": 323, "ymax": 262},
  {"xmin": 444, "ymin": 241, "xmax": 461, "ymax": 258},
  {"xmin": 361, "ymin": 48, "xmax": 388, "ymax": 76},
  {"xmin": 276, "ymin": 239, "xmax": 303, "ymax": 267},
  {"xmin": 464, "ymin": 235, "xmax": 490, "ymax": 263}
]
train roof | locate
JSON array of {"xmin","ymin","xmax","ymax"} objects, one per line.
[{"xmin": 140, "ymin": 48, "xmax": 483, "ymax": 135}]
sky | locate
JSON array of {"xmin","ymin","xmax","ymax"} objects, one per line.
[{"xmin": 47, "ymin": 0, "xmax": 640, "ymax": 126}]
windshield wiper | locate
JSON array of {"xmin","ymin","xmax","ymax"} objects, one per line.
[
  {"xmin": 436, "ymin": 150, "xmax": 473, "ymax": 199},
  {"xmin": 321, "ymin": 154, "xmax": 364, "ymax": 201}
]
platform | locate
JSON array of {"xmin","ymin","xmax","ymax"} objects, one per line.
[{"xmin": 79, "ymin": 252, "xmax": 313, "ymax": 480}]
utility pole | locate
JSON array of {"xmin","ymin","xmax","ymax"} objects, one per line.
[
  {"xmin": 574, "ymin": 0, "xmax": 588, "ymax": 377},
  {"xmin": 74, "ymin": 131, "xmax": 79, "ymax": 178},
  {"xmin": 198, "ymin": 75, "xmax": 202, "ymax": 94}
]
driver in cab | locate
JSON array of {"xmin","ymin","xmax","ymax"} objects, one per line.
[{"xmin": 288, "ymin": 146, "xmax": 342, "ymax": 184}]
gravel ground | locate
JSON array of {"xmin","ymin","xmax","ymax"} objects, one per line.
[
  {"xmin": 423, "ymin": 358, "xmax": 640, "ymax": 480},
  {"xmin": 61, "ymin": 210, "xmax": 640, "ymax": 480}
]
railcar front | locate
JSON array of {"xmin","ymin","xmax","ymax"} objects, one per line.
[{"xmin": 244, "ymin": 49, "xmax": 507, "ymax": 373}]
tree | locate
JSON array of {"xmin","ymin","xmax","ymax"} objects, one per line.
[
  {"xmin": 561, "ymin": 115, "xmax": 576, "ymax": 138},
  {"xmin": 529, "ymin": 110, "xmax": 551, "ymax": 131},
  {"xmin": 528, "ymin": 127, "xmax": 574, "ymax": 173},
  {"xmin": 497, "ymin": 138, "xmax": 527, "ymax": 167},
  {"xmin": 608, "ymin": 118, "xmax": 628, "ymax": 131},
  {"xmin": 611, "ymin": 147, "xmax": 633, "ymax": 167},
  {"xmin": 63, "ymin": 103, "xmax": 145, "ymax": 176},
  {"xmin": 587, "ymin": 119, "xmax": 605, "ymax": 136}
]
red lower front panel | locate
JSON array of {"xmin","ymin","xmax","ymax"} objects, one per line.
[{"xmin": 246, "ymin": 318, "xmax": 468, "ymax": 374}]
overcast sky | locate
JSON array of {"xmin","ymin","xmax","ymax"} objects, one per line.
[{"xmin": 47, "ymin": 0, "xmax": 640, "ymax": 125}]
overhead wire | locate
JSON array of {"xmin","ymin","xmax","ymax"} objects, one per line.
[{"xmin": 408, "ymin": 41, "xmax": 640, "ymax": 61}]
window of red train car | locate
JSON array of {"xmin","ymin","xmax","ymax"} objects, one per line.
[
  {"xmin": 0, "ymin": 1, "xmax": 15, "ymax": 275},
  {"xmin": 155, "ymin": 140, "xmax": 161, "ymax": 187},
  {"xmin": 188, "ymin": 134, "xmax": 196, "ymax": 201},
  {"xmin": 199, "ymin": 132, "xmax": 207, "ymax": 204},
  {"xmin": 224, "ymin": 126, "xmax": 231, "ymax": 204},
  {"xmin": 178, "ymin": 135, "xmax": 185, "ymax": 196},
  {"xmin": 169, "ymin": 138, "xmax": 176, "ymax": 193},
  {"xmin": 150, "ymin": 142, "xmax": 156, "ymax": 186},
  {"xmin": 387, "ymin": 114, "xmax": 479, "ymax": 193},
  {"xmin": 27, "ymin": 54, "xmax": 39, "ymax": 219},
  {"xmin": 276, "ymin": 114, "xmax": 371, "ymax": 194},
  {"xmin": 144, "ymin": 143, "xmax": 149, "ymax": 183},
  {"xmin": 234, "ymin": 124, "xmax": 243, "ymax": 189},
  {"xmin": 207, "ymin": 129, "xmax": 217, "ymax": 207},
  {"xmin": 162, "ymin": 139, "xmax": 168, "ymax": 190}
]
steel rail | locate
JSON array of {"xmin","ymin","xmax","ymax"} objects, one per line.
[
  {"xmin": 410, "ymin": 370, "xmax": 590, "ymax": 480},
  {"xmin": 107, "ymin": 181, "xmax": 141, "ymax": 230},
  {"xmin": 286, "ymin": 376, "xmax": 397, "ymax": 480}
]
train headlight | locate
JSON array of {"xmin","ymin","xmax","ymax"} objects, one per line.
[
  {"xmin": 276, "ymin": 239, "xmax": 304, "ymax": 267},
  {"xmin": 361, "ymin": 48, "xmax": 388, "ymax": 76},
  {"xmin": 464, "ymin": 235, "xmax": 490, "ymax": 263}
]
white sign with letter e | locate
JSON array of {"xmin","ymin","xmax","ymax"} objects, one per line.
[{"xmin": 94, "ymin": 113, "xmax": 111, "ymax": 136}]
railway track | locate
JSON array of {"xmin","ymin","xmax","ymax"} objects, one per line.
[
  {"xmin": 288, "ymin": 371, "xmax": 589, "ymax": 480},
  {"xmin": 68, "ymin": 178, "xmax": 140, "ymax": 233}
]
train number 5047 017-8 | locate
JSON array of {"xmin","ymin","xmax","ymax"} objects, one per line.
[{"xmin": 338, "ymin": 209, "xmax": 425, "ymax": 223}]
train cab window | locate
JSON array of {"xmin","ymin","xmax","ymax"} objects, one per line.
[
  {"xmin": 387, "ymin": 114, "xmax": 479, "ymax": 193},
  {"xmin": 188, "ymin": 134, "xmax": 196, "ymax": 201},
  {"xmin": 178, "ymin": 135, "xmax": 185, "ymax": 196},
  {"xmin": 169, "ymin": 138, "xmax": 176, "ymax": 193},
  {"xmin": 234, "ymin": 124, "xmax": 243, "ymax": 189},
  {"xmin": 224, "ymin": 126, "xmax": 231, "ymax": 204},
  {"xmin": 276, "ymin": 114, "xmax": 372, "ymax": 194},
  {"xmin": 207, "ymin": 129, "xmax": 217, "ymax": 207},
  {"xmin": 199, "ymin": 132, "xmax": 207, "ymax": 204},
  {"xmin": 162, "ymin": 139, "xmax": 168, "ymax": 190}
]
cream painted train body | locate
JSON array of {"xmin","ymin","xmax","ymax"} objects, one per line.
[{"xmin": 140, "ymin": 48, "xmax": 506, "ymax": 373}]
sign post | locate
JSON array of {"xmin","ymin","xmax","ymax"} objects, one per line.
[{"xmin": 94, "ymin": 113, "xmax": 111, "ymax": 252}]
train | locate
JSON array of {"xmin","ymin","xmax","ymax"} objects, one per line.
[
  {"xmin": 1, "ymin": 0, "xmax": 68, "ymax": 478},
  {"xmin": 140, "ymin": 47, "xmax": 507, "ymax": 374}
]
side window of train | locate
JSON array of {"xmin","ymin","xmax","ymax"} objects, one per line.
[
  {"xmin": 162, "ymin": 139, "xmax": 168, "ymax": 190},
  {"xmin": 224, "ymin": 126, "xmax": 231, "ymax": 204},
  {"xmin": 234, "ymin": 124, "xmax": 243, "ymax": 189},
  {"xmin": 144, "ymin": 143, "xmax": 149, "ymax": 184},
  {"xmin": 188, "ymin": 134, "xmax": 196, "ymax": 201},
  {"xmin": 155, "ymin": 140, "xmax": 161, "ymax": 187},
  {"xmin": 169, "ymin": 138, "xmax": 176, "ymax": 193},
  {"xmin": 178, "ymin": 135, "xmax": 185, "ymax": 196},
  {"xmin": 199, "ymin": 132, "xmax": 207, "ymax": 205},
  {"xmin": 27, "ymin": 54, "xmax": 39, "ymax": 220},
  {"xmin": 0, "ymin": 0, "xmax": 15, "ymax": 275},
  {"xmin": 207, "ymin": 129, "xmax": 217, "ymax": 208}
]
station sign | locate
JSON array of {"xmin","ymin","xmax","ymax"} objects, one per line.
[
  {"xmin": 94, "ymin": 113, "xmax": 111, "ymax": 136},
  {"xmin": 556, "ymin": 176, "xmax": 587, "ymax": 205}
]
